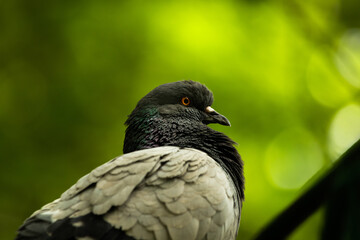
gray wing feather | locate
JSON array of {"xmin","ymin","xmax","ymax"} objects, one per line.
[{"xmin": 31, "ymin": 146, "xmax": 240, "ymax": 240}]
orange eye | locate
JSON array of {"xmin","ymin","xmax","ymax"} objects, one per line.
[{"xmin": 181, "ymin": 97, "xmax": 190, "ymax": 106}]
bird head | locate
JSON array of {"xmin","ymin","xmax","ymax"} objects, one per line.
[{"xmin": 128, "ymin": 80, "xmax": 231, "ymax": 127}]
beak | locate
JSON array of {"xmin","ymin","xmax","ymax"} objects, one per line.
[{"xmin": 203, "ymin": 106, "xmax": 231, "ymax": 126}]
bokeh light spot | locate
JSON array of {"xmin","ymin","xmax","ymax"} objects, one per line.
[
  {"xmin": 265, "ymin": 128, "xmax": 324, "ymax": 189},
  {"xmin": 328, "ymin": 103, "xmax": 360, "ymax": 160},
  {"xmin": 335, "ymin": 29, "xmax": 360, "ymax": 89},
  {"xmin": 307, "ymin": 52, "xmax": 351, "ymax": 108}
]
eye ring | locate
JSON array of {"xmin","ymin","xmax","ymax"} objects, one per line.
[{"xmin": 181, "ymin": 97, "xmax": 191, "ymax": 106}]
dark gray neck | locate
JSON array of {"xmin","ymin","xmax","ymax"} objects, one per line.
[{"xmin": 123, "ymin": 108, "xmax": 244, "ymax": 200}]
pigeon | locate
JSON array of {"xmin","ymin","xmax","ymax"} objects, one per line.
[{"xmin": 15, "ymin": 80, "xmax": 244, "ymax": 240}]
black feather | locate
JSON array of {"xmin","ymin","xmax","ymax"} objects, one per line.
[{"xmin": 16, "ymin": 213, "xmax": 135, "ymax": 240}]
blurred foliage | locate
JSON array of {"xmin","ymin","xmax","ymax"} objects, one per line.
[
  {"xmin": 0, "ymin": 0, "xmax": 359, "ymax": 239},
  {"xmin": 255, "ymin": 139, "xmax": 360, "ymax": 239}
]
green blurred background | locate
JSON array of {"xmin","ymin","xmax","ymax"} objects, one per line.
[{"xmin": 1, "ymin": 0, "xmax": 360, "ymax": 239}]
